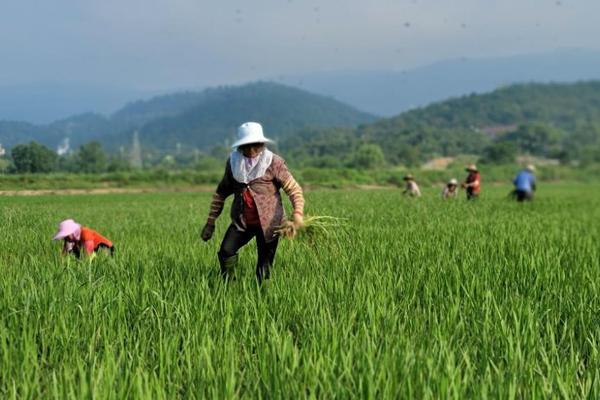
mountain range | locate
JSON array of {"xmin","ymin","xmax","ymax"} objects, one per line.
[
  {"xmin": 286, "ymin": 80, "xmax": 600, "ymax": 165},
  {"xmin": 2, "ymin": 76, "xmax": 600, "ymax": 166},
  {"xmin": 279, "ymin": 49, "xmax": 600, "ymax": 116},
  {"xmin": 3, "ymin": 49, "xmax": 600, "ymax": 125},
  {"xmin": 359, "ymin": 80, "xmax": 600, "ymax": 138},
  {"xmin": 0, "ymin": 82, "xmax": 376, "ymax": 152}
]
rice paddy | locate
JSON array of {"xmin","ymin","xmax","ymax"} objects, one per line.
[{"xmin": 1, "ymin": 183, "xmax": 599, "ymax": 398}]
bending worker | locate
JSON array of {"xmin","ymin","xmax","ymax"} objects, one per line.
[
  {"xmin": 53, "ymin": 219, "xmax": 114, "ymax": 258},
  {"xmin": 402, "ymin": 174, "xmax": 421, "ymax": 197},
  {"xmin": 442, "ymin": 178, "xmax": 458, "ymax": 199},
  {"xmin": 462, "ymin": 164, "xmax": 481, "ymax": 200},
  {"xmin": 200, "ymin": 122, "xmax": 305, "ymax": 283},
  {"xmin": 513, "ymin": 164, "xmax": 536, "ymax": 202}
]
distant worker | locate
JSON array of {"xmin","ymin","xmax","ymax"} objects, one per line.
[
  {"xmin": 403, "ymin": 174, "xmax": 421, "ymax": 197},
  {"xmin": 462, "ymin": 164, "xmax": 481, "ymax": 200},
  {"xmin": 200, "ymin": 122, "xmax": 305, "ymax": 284},
  {"xmin": 53, "ymin": 219, "xmax": 114, "ymax": 258},
  {"xmin": 442, "ymin": 178, "xmax": 459, "ymax": 199},
  {"xmin": 513, "ymin": 164, "xmax": 536, "ymax": 202}
]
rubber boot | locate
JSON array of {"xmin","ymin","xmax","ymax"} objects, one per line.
[
  {"xmin": 219, "ymin": 254, "xmax": 238, "ymax": 281},
  {"xmin": 256, "ymin": 263, "xmax": 271, "ymax": 284}
]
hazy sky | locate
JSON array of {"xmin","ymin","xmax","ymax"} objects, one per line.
[{"xmin": 2, "ymin": 0, "xmax": 600, "ymax": 91}]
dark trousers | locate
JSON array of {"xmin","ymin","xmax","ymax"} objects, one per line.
[
  {"xmin": 72, "ymin": 243, "xmax": 114, "ymax": 259},
  {"xmin": 515, "ymin": 190, "xmax": 533, "ymax": 202},
  {"xmin": 466, "ymin": 189, "xmax": 479, "ymax": 200},
  {"xmin": 218, "ymin": 224, "xmax": 278, "ymax": 282}
]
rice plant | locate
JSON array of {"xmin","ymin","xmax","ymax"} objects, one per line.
[{"xmin": 0, "ymin": 184, "xmax": 599, "ymax": 398}]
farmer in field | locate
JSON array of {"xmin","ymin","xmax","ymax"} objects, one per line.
[
  {"xmin": 52, "ymin": 219, "xmax": 114, "ymax": 258},
  {"xmin": 512, "ymin": 164, "xmax": 536, "ymax": 202},
  {"xmin": 442, "ymin": 178, "xmax": 458, "ymax": 199},
  {"xmin": 402, "ymin": 174, "xmax": 421, "ymax": 197},
  {"xmin": 200, "ymin": 122, "xmax": 305, "ymax": 283},
  {"xmin": 461, "ymin": 164, "xmax": 481, "ymax": 200}
]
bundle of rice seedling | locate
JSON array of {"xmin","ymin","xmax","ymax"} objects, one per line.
[{"xmin": 276, "ymin": 215, "xmax": 347, "ymax": 241}]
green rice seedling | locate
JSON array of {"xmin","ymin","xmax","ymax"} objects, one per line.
[
  {"xmin": 0, "ymin": 184, "xmax": 599, "ymax": 398},
  {"xmin": 276, "ymin": 215, "xmax": 347, "ymax": 241}
]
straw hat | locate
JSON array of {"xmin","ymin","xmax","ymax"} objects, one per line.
[
  {"xmin": 448, "ymin": 178, "xmax": 458, "ymax": 186},
  {"xmin": 465, "ymin": 164, "xmax": 478, "ymax": 172},
  {"xmin": 526, "ymin": 164, "xmax": 536, "ymax": 172},
  {"xmin": 403, "ymin": 174, "xmax": 414, "ymax": 181},
  {"xmin": 231, "ymin": 122, "xmax": 274, "ymax": 149},
  {"xmin": 53, "ymin": 219, "xmax": 81, "ymax": 240}
]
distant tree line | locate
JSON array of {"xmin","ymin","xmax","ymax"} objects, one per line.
[
  {"xmin": 343, "ymin": 81, "xmax": 600, "ymax": 167},
  {"xmin": 2, "ymin": 122, "xmax": 600, "ymax": 175},
  {"xmin": 0, "ymin": 140, "xmax": 227, "ymax": 174},
  {"xmin": 5, "ymin": 81, "xmax": 600, "ymax": 174},
  {"xmin": 4, "ymin": 141, "xmax": 128, "ymax": 174},
  {"xmin": 3, "ymin": 81, "xmax": 600, "ymax": 173},
  {"xmin": 277, "ymin": 123, "xmax": 600, "ymax": 169}
]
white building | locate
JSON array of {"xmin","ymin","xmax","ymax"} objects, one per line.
[{"xmin": 57, "ymin": 138, "xmax": 70, "ymax": 156}]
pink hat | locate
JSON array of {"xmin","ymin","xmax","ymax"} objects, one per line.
[{"xmin": 53, "ymin": 219, "xmax": 81, "ymax": 240}]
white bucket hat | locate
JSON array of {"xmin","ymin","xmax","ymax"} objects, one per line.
[{"xmin": 231, "ymin": 122, "xmax": 274, "ymax": 149}]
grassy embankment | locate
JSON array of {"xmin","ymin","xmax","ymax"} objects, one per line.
[{"xmin": 1, "ymin": 164, "xmax": 599, "ymax": 191}]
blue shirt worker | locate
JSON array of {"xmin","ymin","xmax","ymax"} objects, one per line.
[{"xmin": 513, "ymin": 165, "xmax": 536, "ymax": 202}]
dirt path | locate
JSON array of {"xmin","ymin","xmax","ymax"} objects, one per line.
[
  {"xmin": 0, "ymin": 184, "xmax": 401, "ymax": 196},
  {"xmin": 0, "ymin": 186, "xmax": 216, "ymax": 196},
  {"xmin": 2, "ymin": 182, "xmax": 537, "ymax": 197}
]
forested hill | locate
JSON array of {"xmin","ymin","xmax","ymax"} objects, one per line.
[
  {"xmin": 111, "ymin": 91, "xmax": 211, "ymax": 126},
  {"xmin": 368, "ymin": 81, "xmax": 600, "ymax": 130},
  {"xmin": 281, "ymin": 81, "xmax": 600, "ymax": 167},
  {"xmin": 126, "ymin": 82, "xmax": 377, "ymax": 151},
  {"xmin": 0, "ymin": 82, "xmax": 376, "ymax": 151},
  {"xmin": 4, "ymin": 80, "xmax": 600, "ymax": 167},
  {"xmin": 353, "ymin": 81, "xmax": 600, "ymax": 164}
]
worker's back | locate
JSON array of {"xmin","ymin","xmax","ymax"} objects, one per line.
[{"xmin": 514, "ymin": 170, "xmax": 535, "ymax": 192}]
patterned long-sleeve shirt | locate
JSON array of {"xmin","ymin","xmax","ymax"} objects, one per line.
[{"xmin": 207, "ymin": 154, "xmax": 304, "ymax": 243}]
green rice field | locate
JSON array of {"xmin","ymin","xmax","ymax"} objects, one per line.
[{"xmin": 1, "ymin": 183, "xmax": 599, "ymax": 398}]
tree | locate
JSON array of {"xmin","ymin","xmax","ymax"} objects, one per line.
[
  {"xmin": 349, "ymin": 143, "xmax": 386, "ymax": 169},
  {"xmin": 578, "ymin": 145, "xmax": 600, "ymax": 167},
  {"xmin": 481, "ymin": 142, "xmax": 516, "ymax": 164},
  {"xmin": 210, "ymin": 145, "xmax": 229, "ymax": 160},
  {"xmin": 107, "ymin": 155, "xmax": 131, "ymax": 172},
  {"xmin": 76, "ymin": 142, "xmax": 108, "ymax": 173},
  {"xmin": 500, "ymin": 124, "xmax": 563, "ymax": 157},
  {"xmin": 0, "ymin": 158, "xmax": 9, "ymax": 173},
  {"xmin": 11, "ymin": 141, "xmax": 57, "ymax": 173},
  {"xmin": 396, "ymin": 144, "xmax": 421, "ymax": 167},
  {"xmin": 58, "ymin": 153, "xmax": 79, "ymax": 173},
  {"xmin": 0, "ymin": 144, "xmax": 8, "ymax": 173}
]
